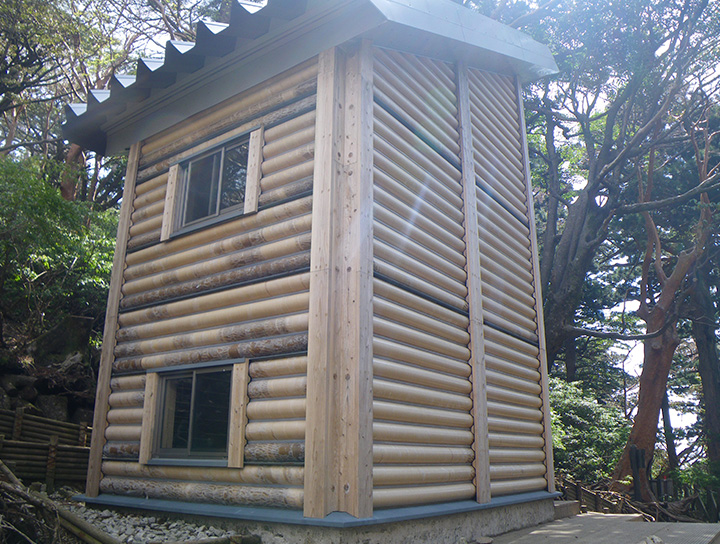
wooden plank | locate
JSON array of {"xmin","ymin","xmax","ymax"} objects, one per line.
[
  {"xmin": 85, "ymin": 141, "xmax": 141, "ymax": 497},
  {"xmin": 515, "ymin": 75, "xmax": 555, "ymax": 494},
  {"xmin": 138, "ymin": 372, "xmax": 158, "ymax": 464},
  {"xmin": 457, "ymin": 62, "xmax": 491, "ymax": 504},
  {"xmin": 159, "ymin": 164, "xmax": 179, "ymax": 242},
  {"xmin": 228, "ymin": 362, "xmax": 249, "ymax": 468},
  {"xmin": 245, "ymin": 129, "xmax": 264, "ymax": 212}
]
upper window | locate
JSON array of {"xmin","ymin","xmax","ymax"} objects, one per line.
[{"xmin": 179, "ymin": 137, "xmax": 250, "ymax": 228}]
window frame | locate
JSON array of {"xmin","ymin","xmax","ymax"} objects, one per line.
[{"xmin": 139, "ymin": 359, "xmax": 248, "ymax": 468}]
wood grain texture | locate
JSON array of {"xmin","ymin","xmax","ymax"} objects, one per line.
[
  {"xmin": 86, "ymin": 142, "xmax": 141, "ymax": 497},
  {"xmin": 160, "ymin": 164, "xmax": 179, "ymax": 241},
  {"xmin": 228, "ymin": 362, "xmax": 249, "ymax": 468},
  {"xmin": 243, "ymin": 128, "xmax": 264, "ymax": 215},
  {"xmin": 138, "ymin": 372, "xmax": 158, "ymax": 464}
]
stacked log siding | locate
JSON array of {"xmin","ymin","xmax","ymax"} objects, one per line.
[
  {"xmin": 467, "ymin": 68, "xmax": 548, "ymax": 497},
  {"xmin": 371, "ymin": 48, "xmax": 476, "ymax": 509},
  {"xmin": 97, "ymin": 60, "xmax": 318, "ymax": 508}
]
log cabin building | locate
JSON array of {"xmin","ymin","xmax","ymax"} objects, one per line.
[{"xmin": 63, "ymin": 0, "xmax": 559, "ymax": 538}]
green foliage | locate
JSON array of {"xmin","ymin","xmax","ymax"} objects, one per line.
[
  {"xmin": 550, "ymin": 377, "xmax": 631, "ymax": 483},
  {"xmin": 0, "ymin": 156, "xmax": 116, "ymax": 342}
]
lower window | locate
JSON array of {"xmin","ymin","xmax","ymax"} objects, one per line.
[{"xmin": 156, "ymin": 366, "xmax": 232, "ymax": 459}]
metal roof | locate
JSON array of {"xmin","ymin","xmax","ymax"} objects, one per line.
[{"xmin": 62, "ymin": 0, "xmax": 558, "ymax": 155}]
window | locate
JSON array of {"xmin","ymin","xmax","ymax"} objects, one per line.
[
  {"xmin": 179, "ymin": 137, "xmax": 250, "ymax": 228},
  {"xmin": 156, "ymin": 366, "xmax": 233, "ymax": 459}
]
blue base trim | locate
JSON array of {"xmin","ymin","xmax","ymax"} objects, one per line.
[{"xmin": 75, "ymin": 491, "xmax": 561, "ymax": 528}]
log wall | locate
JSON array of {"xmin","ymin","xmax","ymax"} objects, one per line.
[
  {"xmin": 95, "ymin": 58, "xmax": 318, "ymax": 509},
  {"xmin": 466, "ymin": 68, "xmax": 549, "ymax": 497},
  {"xmin": 371, "ymin": 48, "xmax": 477, "ymax": 510}
]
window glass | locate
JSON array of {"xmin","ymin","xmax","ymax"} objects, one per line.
[
  {"xmin": 184, "ymin": 152, "xmax": 221, "ymax": 224},
  {"xmin": 161, "ymin": 375, "xmax": 192, "ymax": 449},
  {"xmin": 219, "ymin": 141, "xmax": 249, "ymax": 212},
  {"xmin": 191, "ymin": 370, "xmax": 232, "ymax": 453}
]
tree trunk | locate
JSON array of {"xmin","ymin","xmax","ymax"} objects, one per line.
[
  {"xmin": 611, "ymin": 308, "xmax": 680, "ymax": 499},
  {"xmin": 690, "ymin": 261, "xmax": 720, "ymax": 473},
  {"xmin": 61, "ymin": 143, "xmax": 84, "ymax": 201},
  {"xmin": 661, "ymin": 392, "xmax": 679, "ymax": 471}
]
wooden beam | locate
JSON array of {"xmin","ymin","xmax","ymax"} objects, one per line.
[
  {"xmin": 85, "ymin": 141, "xmax": 141, "ymax": 497},
  {"xmin": 243, "ymin": 127, "xmax": 264, "ymax": 215},
  {"xmin": 457, "ymin": 61, "xmax": 491, "ymax": 504},
  {"xmin": 227, "ymin": 362, "xmax": 250, "ymax": 468},
  {"xmin": 514, "ymin": 75, "xmax": 555, "ymax": 493},
  {"xmin": 304, "ymin": 41, "xmax": 374, "ymax": 519},
  {"xmin": 138, "ymin": 372, "xmax": 158, "ymax": 464},
  {"xmin": 159, "ymin": 164, "xmax": 179, "ymax": 242}
]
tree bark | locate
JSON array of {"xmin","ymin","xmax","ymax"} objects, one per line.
[
  {"xmin": 661, "ymin": 391, "xmax": 679, "ymax": 472},
  {"xmin": 690, "ymin": 260, "xmax": 720, "ymax": 473}
]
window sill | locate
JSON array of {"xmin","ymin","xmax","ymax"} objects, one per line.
[{"xmin": 147, "ymin": 458, "xmax": 229, "ymax": 468}]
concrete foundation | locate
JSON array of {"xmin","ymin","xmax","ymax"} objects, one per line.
[{"xmin": 81, "ymin": 493, "xmax": 557, "ymax": 544}]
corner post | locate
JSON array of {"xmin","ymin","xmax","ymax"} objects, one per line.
[
  {"xmin": 305, "ymin": 41, "xmax": 374, "ymax": 519},
  {"xmin": 514, "ymin": 76, "xmax": 555, "ymax": 493},
  {"xmin": 85, "ymin": 141, "xmax": 141, "ymax": 497},
  {"xmin": 456, "ymin": 61, "xmax": 491, "ymax": 503}
]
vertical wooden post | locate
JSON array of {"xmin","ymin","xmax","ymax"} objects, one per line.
[
  {"xmin": 160, "ymin": 164, "xmax": 179, "ymax": 241},
  {"xmin": 12, "ymin": 407, "xmax": 23, "ymax": 440},
  {"xmin": 304, "ymin": 41, "xmax": 374, "ymax": 519},
  {"xmin": 228, "ymin": 362, "xmax": 250, "ymax": 468},
  {"xmin": 514, "ymin": 76, "xmax": 555, "ymax": 493},
  {"xmin": 139, "ymin": 372, "xmax": 159, "ymax": 465},
  {"xmin": 86, "ymin": 141, "xmax": 141, "ymax": 497},
  {"xmin": 244, "ymin": 128, "xmax": 265, "ymax": 215},
  {"xmin": 456, "ymin": 61, "xmax": 491, "ymax": 504},
  {"xmin": 46, "ymin": 435, "xmax": 58, "ymax": 493}
]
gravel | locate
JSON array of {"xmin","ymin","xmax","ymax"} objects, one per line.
[{"xmin": 49, "ymin": 486, "xmax": 242, "ymax": 543}]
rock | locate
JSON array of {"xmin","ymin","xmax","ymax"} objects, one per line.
[
  {"xmin": 1, "ymin": 374, "xmax": 37, "ymax": 396},
  {"xmin": 27, "ymin": 315, "xmax": 94, "ymax": 367},
  {"xmin": 36, "ymin": 395, "xmax": 69, "ymax": 422},
  {"xmin": 18, "ymin": 385, "xmax": 39, "ymax": 401}
]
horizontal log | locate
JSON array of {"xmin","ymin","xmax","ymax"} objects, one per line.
[
  {"xmin": 100, "ymin": 477, "xmax": 303, "ymax": 509},
  {"xmin": 104, "ymin": 425, "xmax": 142, "ymax": 442},
  {"xmin": 118, "ymin": 292, "xmax": 309, "ymax": 342},
  {"xmin": 374, "ymin": 222, "xmax": 467, "ymax": 284},
  {"xmin": 125, "ymin": 195, "xmax": 312, "ymax": 267},
  {"xmin": 487, "ymin": 416, "xmax": 544, "ymax": 436},
  {"xmin": 120, "ymin": 273, "xmax": 310, "ymax": 327},
  {"xmin": 374, "ymin": 316, "xmax": 469, "ymax": 361},
  {"xmin": 373, "ymin": 67, "xmax": 460, "ymax": 156},
  {"xmin": 482, "ymin": 291, "xmax": 536, "ymax": 329},
  {"xmin": 374, "ymin": 205, "xmax": 465, "ymax": 268},
  {"xmin": 374, "ymin": 239, "xmax": 468, "ymax": 301},
  {"xmin": 124, "ymin": 213, "xmax": 312, "ymax": 284},
  {"xmin": 114, "ymin": 313, "xmax": 309, "ymax": 358},
  {"xmin": 373, "ymin": 358, "xmax": 471, "ymax": 395},
  {"xmin": 374, "ymin": 444, "xmax": 473, "ymax": 465},
  {"xmin": 490, "ymin": 477, "xmax": 547, "ymax": 497},
  {"xmin": 373, "ymin": 400, "xmax": 472, "ymax": 428},
  {"xmin": 473, "ymin": 153, "xmax": 526, "ymax": 213},
  {"xmin": 109, "ymin": 374, "xmax": 146, "ymax": 391},
  {"xmin": 373, "ymin": 338, "xmax": 471, "ymax": 378},
  {"xmin": 477, "ymin": 238, "xmax": 533, "ymax": 284},
  {"xmin": 486, "ymin": 385, "xmax": 543, "ymax": 409},
  {"xmin": 373, "ymin": 297, "xmax": 469, "ymax": 346},
  {"xmin": 246, "ymin": 398, "xmax": 306, "ymax": 420},
  {"xmin": 261, "ymin": 143, "xmax": 314, "ymax": 177},
  {"xmin": 486, "ymin": 369, "xmax": 541, "ymax": 396},
  {"xmin": 481, "ymin": 272, "xmax": 536, "ymax": 313},
  {"xmin": 245, "ymin": 420, "xmax": 305, "ymax": 441},
  {"xmin": 129, "ymin": 215, "xmax": 163, "ymax": 238},
  {"xmin": 120, "ymin": 253, "xmax": 311, "ymax": 310},
  {"xmin": 373, "ymin": 259, "xmax": 468, "ymax": 313},
  {"xmin": 141, "ymin": 58, "xmax": 318, "ymax": 156},
  {"xmin": 374, "ymin": 379, "xmax": 472, "ymax": 412},
  {"xmin": 263, "ymin": 110, "xmax": 316, "ymax": 145},
  {"xmin": 373, "ymin": 465, "xmax": 473, "ymax": 487},
  {"xmin": 477, "ymin": 211, "xmax": 532, "ymax": 262},
  {"xmin": 489, "ymin": 463, "xmax": 547, "ymax": 481},
  {"xmin": 261, "ymin": 160, "xmax": 314, "ymax": 193},
  {"xmin": 374, "ymin": 186, "xmax": 464, "ymax": 254},
  {"xmin": 484, "ymin": 328, "xmax": 539, "ymax": 359},
  {"xmin": 469, "ymin": 89, "xmax": 520, "ymax": 150},
  {"xmin": 485, "ymin": 354, "xmax": 541, "ymax": 383},
  {"xmin": 374, "ymin": 86, "xmax": 460, "ymax": 168},
  {"xmin": 249, "ymin": 376, "xmax": 307, "ymax": 400},
  {"xmin": 102, "ymin": 461, "xmax": 304, "ymax": 486},
  {"xmin": 107, "ymin": 391, "xmax": 144, "ymax": 408},
  {"xmin": 483, "ymin": 311, "xmax": 538, "ymax": 346},
  {"xmin": 127, "ymin": 231, "xmax": 160, "ymax": 251},
  {"xmin": 373, "ymin": 139, "xmax": 462, "ymax": 222},
  {"xmin": 133, "ymin": 185, "xmax": 166, "ymax": 211},
  {"xmin": 374, "ymin": 279, "xmax": 468, "ymax": 330},
  {"xmin": 373, "ymin": 483, "xmax": 475, "ymax": 509},
  {"xmin": 262, "ymin": 126, "xmax": 314, "ymax": 161},
  {"xmin": 258, "ymin": 177, "xmax": 313, "ymax": 208},
  {"xmin": 134, "ymin": 172, "xmax": 169, "ymax": 197},
  {"xmin": 488, "ymin": 432, "xmax": 545, "ymax": 449},
  {"xmin": 423, "ymin": 55, "xmax": 456, "ymax": 88},
  {"xmin": 467, "ymin": 72, "xmax": 520, "ymax": 134},
  {"xmin": 249, "ymin": 355, "xmax": 307, "ymax": 379},
  {"xmin": 114, "ymin": 333, "xmax": 308, "ymax": 373},
  {"xmin": 468, "ymin": 107, "xmax": 523, "ymax": 172},
  {"xmin": 131, "ymin": 200, "xmax": 165, "ymax": 224},
  {"xmin": 102, "ymin": 441, "xmax": 139, "ymax": 458},
  {"xmin": 106, "ymin": 408, "xmax": 144, "ymax": 425},
  {"xmin": 374, "ymin": 48, "xmax": 457, "ymax": 119},
  {"xmin": 486, "ymin": 401, "xmax": 543, "ymax": 422},
  {"xmin": 373, "ymin": 422, "xmax": 473, "ymax": 446},
  {"xmin": 244, "ymin": 442, "xmax": 304, "ymax": 463}
]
